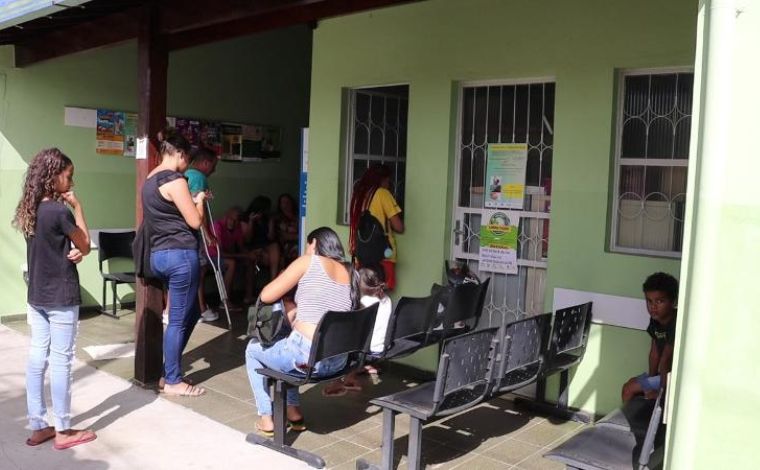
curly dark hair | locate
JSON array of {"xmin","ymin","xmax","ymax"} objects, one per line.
[{"xmin": 13, "ymin": 148, "xmax": 73, "ymax": 237}]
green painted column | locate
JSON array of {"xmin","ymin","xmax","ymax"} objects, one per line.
[{"xmin": 666, "ymin": 0, "xmax": 760, "ymax": 468}]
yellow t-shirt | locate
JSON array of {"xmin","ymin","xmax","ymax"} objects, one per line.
[{"xmin": 368, "ymin": 187, "xmax": 402, "ymax": 262}]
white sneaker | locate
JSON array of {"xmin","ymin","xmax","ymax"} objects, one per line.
[{"xmin": 199, "ymin": 308, "xmax": 219, "ymax": 323}]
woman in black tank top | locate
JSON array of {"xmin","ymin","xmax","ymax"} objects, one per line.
[{"xmin": 141, "ymin": 129, "xmax": 208, "ymax": 397}]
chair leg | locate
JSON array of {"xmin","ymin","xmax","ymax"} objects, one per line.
[
  {"xmin": 102, "ymin": 280, "xmax": 107, "ymax": 315},
  {"xmin": 558, "ymin": 369, "xmax": 569, "ymax": 409},
  {"xmin": 112, "ymin": 281, "xmax": 118, "ymax": 318},
  {"xmin": 356, "ymin": 408, "xmax": 395, "ymax": 470},
  {"xmin": 407, "ymin": 416, "xmax": 423, "ymax": 470},
  {"xmin": 247, "ymin": 379, "xmax": 326, "ymax": 469}
]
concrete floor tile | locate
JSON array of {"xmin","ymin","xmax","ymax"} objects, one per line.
[
  {"xmin": 512, "ymin": 420, "xmax": 583, "ymax": 447},
  {"xmin": 480, "ymin": 438, "xmax": 543, "ymax": 465}
]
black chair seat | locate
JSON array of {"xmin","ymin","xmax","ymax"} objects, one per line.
[
  {"xmin": 544, "ymin": 425, "xmax": 643, "ymax": 470},
  {"xmin": 496, "ymin": 363, "xmax": 542, "ymax": 391},
  {"xmin": 372, "ymin": 382, "xmax": 437, "ymax": 420},
  {"xmin": 103, "ymin": 272, "xmax": 136, "ymax": 283},
  {"xmin": 597, "ymin": 396, "xmax": 656, "ymax": 437},
  {"xmin": 542, "ymin": 351, "xmax": 582, "ymax": 376},
  {"xmin": 384, "ymin": 337, "xmax": 425, "ymax": 358}
]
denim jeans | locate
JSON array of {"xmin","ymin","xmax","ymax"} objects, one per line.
[
  {"xmin": 151, "ymin": 248, "xmax": 200, "ymax": 385},
  {"xmin": 245, "ymin": 330, "xmax": 346, "ymax": 416},
  {"xmin": 26, "ymin": 304, "xmax": 79, "ymax": 431}
]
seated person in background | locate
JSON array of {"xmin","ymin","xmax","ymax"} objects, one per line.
[
  {"xmin": 322, "ymin": 265, "xmax": 392, "ymax": 396},
  {"xmin": 271, "ymin": 193, "xmax": 299, "ymax": 267},
  {"xmin": 208, "ymin": 206, "xmax": 258, "ymax": 306},
  {"xmin": 621, "ymin": 272, "xmax": 679, "ymax": 402},
  {"xmin": 242, "ymin": 195, "xmax": 281, "ymax": 282}
]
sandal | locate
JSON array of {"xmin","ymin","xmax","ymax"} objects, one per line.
[
  {"xmin": 288, "ymin": 419, "xmax": 307, "ymax": 432},
  {"xmin": 161, "ymin": 382, "xmax": 206, "ymax": 397},
  {"xmin": 26, "ymin": 426, "xmax": 55, "ymax": 446},
  {"xmin": 255, "ymin": 423, "xmax": 274, "ymax": 438},
  {"xmin": 53, "ymin": 429, "xmax": 97, "ymax": 450},
  {"xmin": 342, "ymin": 382, "xmax": 362, "ymax": 392},
  {"xmin": 157, "ymin": 377, "xmax": 193, "ymax": 391},
  {"xmin": 321, "ymin": 383, "xmax": 347, "ymax": 397}
]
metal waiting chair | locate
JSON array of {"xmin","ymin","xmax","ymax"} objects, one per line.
[
  {"xmin": 544, "ymin": 389, "xmax": 665, "ymax": 470},
  {"xmin": 357, "ymin": 327, "xmax": 500, "ymax": 470},
  {"xmin": 519, "ymin": 302, "xmax": 594, "ymax": 422},
  {"xmin": 378, "ymin": 292, "xmax": 442, "ymax": 360},
  {"xmin": 246, "ymin": 303, "xmax": 379, "ymax": 469},
  {"xmin": 98, "ymin": 230, "xmax": 136, "ymax": 319},
  {"xmin": 425, "ymin": 278, "xmax": 491, "ymax": 346},
  {"xmin": 490, "ymin": 312, "xmax": 552, "ymax": 395}
]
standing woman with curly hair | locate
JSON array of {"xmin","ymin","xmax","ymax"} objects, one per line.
[
  {"xmin": 142, "ymin": 129, "xmax": 207, "ymax": 396},
  {"xmin": 14, "ymin": 148, "xmax": 97, "ymax": 449}
]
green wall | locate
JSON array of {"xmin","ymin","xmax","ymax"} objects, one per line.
[
  {"xmin": 0, "ymin": 26, "xmax": 312, "ymax": 316},
  {"xmin": 308, "ymin": 0, "xmax": 697, "ymax": 415}
]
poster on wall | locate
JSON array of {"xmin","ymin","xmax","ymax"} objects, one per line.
[
  {"xmin": 123, "ymin": 113, "xmax": 137, "ymax": 157},
  {"xmin": 479, "ymin": 209, "xmax": 520, "ymax": 274},
  {"xmin": 96, "ymin": 109, "xmax": 125, "ymax": 155},
  {"xmin": 485, "ymin": 143, "xmax": 528, "ymax": 209}
]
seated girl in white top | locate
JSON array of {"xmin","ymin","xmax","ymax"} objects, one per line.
[{"xmin": 322, "ymin": 265, "xmax": 392, "ymax": 396}]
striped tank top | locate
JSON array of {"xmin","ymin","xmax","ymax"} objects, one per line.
[{"xmin": 295, "ymin": 255, "xmax": 352, "ymax": 325}]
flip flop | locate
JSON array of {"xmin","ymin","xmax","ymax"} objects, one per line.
[
  {"xmin": 157, "ymin": 377, "xmax": 193, "ymax": 391},
  {"xmin": 255, "ymin": 423, "xmax": 274, "ymax": 438},
  {"xmin": 26, "ymin": 427, "xmax": 55, "ymax": 447},
  {"xmin": 288, "ymin": 419, "xmax": 307, "ymax": 432},
  {"xmin": 53, "ymin": 430, "xmax": 97, "ymax": 450},
  {"xmin": 160, "ymin": 383, "xmax": 206, "ymax": 397},
  {"xmin": 342, "ymin": 383, "xmax": 363, "ymax": 392},
  {"xmin": 321, "ymin": 385, "xmax": 347, "ymax": 398}
]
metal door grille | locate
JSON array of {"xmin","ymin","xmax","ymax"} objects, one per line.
[{"xmin": 452, "ymin": 80, "xmax": 555, "ymax": 327}]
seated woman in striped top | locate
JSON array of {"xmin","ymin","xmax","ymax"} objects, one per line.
[{"xmin": 245, "ymin": 227, "xmax": 358, "ymax": 436}]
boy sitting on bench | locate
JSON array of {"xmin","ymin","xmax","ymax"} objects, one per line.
[{"xmin": 622, "ymin": 272, "xmax": 679, "ymax": 402}]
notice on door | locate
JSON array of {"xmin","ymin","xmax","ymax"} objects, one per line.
[
  {"xmin": 485, "ymin": 143, "xmax": 528, "ymax": 209},
  {"xmin": 479, "ymin": 210, "xmax": 520, "ymax": 275}
]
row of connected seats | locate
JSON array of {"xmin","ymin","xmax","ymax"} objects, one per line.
[
  {"xmin": 246, "ymin": 277, "xmax": 593, "ymax": 469},
  {"xmin": 356, "ymin": 300, "xmax": 593, "ymax": 470}
]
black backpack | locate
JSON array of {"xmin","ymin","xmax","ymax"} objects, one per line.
[{"xmin": 355, "ymin": 190, "xmax": 390, "ymax": 266}]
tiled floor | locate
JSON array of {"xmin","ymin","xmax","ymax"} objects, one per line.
[{"xmin": 3, "ymin": 309, "xmax": 585, "ymax": 469}]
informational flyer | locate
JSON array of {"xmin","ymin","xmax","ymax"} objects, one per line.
[
  {"xmin": 123, "ymin": 112, "xmax": 137, "ymax": 157},
  {"xmin": 96, "ymin": 109, "xmax": 125, "ymax": 155},
  {"xmin": 485, "ymin": 143, "xmax": 528, "ymax": 209},
  {"xmin": 479, "ymin": 210, "xmax": 520, "ymax": 274}
]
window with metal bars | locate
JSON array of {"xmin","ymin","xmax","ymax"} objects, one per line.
[
  {"xmin": 610, "ymin": 69, "xmax": 693, "ymax": 257},
  {"xmin": 339, "ymin": 85, "xmax": 408, "ymax": 224}
]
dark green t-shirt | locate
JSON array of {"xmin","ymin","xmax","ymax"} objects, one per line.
[{"xmin": 646, "ymin": 316, "xmax": 677, "ymax": 355}]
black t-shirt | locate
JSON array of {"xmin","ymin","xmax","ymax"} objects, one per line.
[
  {"xmin": 142, "ymin": 170, "xmax": 198, "ymax": 252},
  {"xmin": 27, "ymin": 201, "xmax": 81, "ymax": 307},
  {"xmin": 646, "ymin": 316, "xmax": 677, "ymax": 355}
]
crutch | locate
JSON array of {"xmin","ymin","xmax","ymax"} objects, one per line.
[{"xmin": 200, "ymin": 199, "xmax": 232, "ymax": 329}]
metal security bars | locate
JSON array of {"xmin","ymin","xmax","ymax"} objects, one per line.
[
  {"xmin": 452, "ymin": 79, "xmax": 555, "ymax": 326},
  {"xmin": 611, "ymin": 69, "xmax": 693, "ymax": 257},
  {"xmin": 341, "ymin": 85, "xmax": 408, "ymax": 224}
]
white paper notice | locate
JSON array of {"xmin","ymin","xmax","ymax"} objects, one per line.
[{"xmin": 135, "ymin": 137, "xmax": 148, "ymax": 160}]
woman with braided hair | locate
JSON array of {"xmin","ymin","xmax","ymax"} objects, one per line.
[
  {"xmin": 14, "ymin": 148, "xmax": 97, "ymax": 449},
  {"xmin": 349, "ymin": 164, "xmax": 404, "ymax": 290}
]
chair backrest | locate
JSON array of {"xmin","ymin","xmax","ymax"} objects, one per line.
[
  {"xmin": 638, "ymin": 389, "xmax": 665, "ymax": 469},
  {"xmin": 304, "ymin": 303, "xmax": 379, "ymax": 381},
  {"xmin": 99, "ymin": 231, "xmax": 136, "ymax": 270},
  {"xmin": 493, "ymin": 312, "xmax": 552, "ymax": 394},
  {"xmin": 383, "ymin": 292, "xmax": 440, "ymax": 350},
  {"xmin": 431, "ymin": 327, "xmax": 500, "ymax": 417},
  {"xmin": 438, "ymin": 278, "xmax": 490, "ymax": 331},
  {"xmin": 546, "ymin": 302, "xmax": 593, "ymax": 370}
]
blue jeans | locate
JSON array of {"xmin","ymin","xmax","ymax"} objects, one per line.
[
  {"xmin": 26, "ymin": 304, "xmax": 79, "ymax": 431},
  {"xmin": 636, "ymin": 373, "xmax": 662, "ymax": 392},
  {"xmin": 245, "ymin": 330, "xmax": 346, "ymax": 416},
  {"xmin": 151, "ymin": 248, "xmax": 201, "ymax": 385}
]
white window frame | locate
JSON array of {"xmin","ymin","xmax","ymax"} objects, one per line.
[
  {"xmin": 339, "ymin": 84, "xmax": 409, "ymax": 225},
  {"xmin": 609, "ymin": 66, "xmax": 694, "ymax": 258}
]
